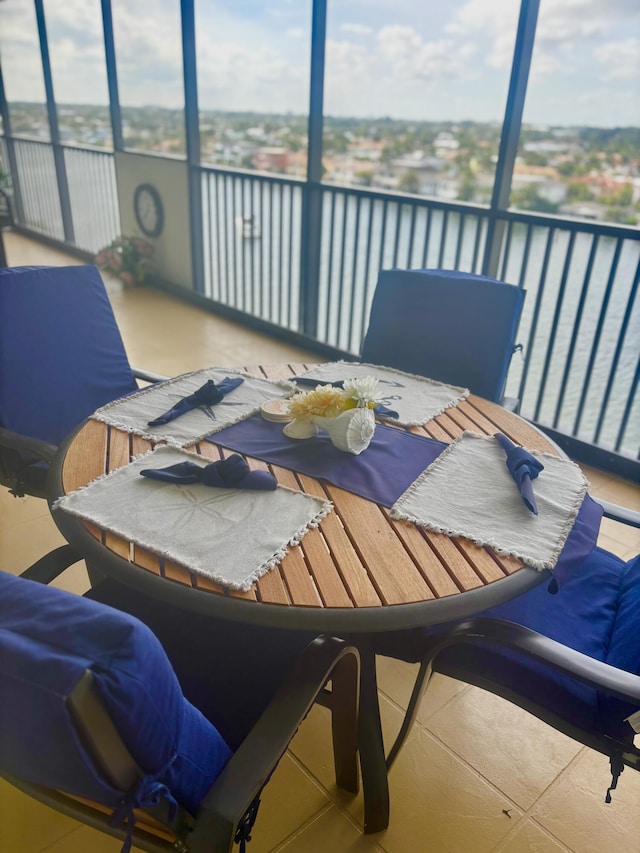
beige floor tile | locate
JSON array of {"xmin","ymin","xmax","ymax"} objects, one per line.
[
  {"xmin": 347, "ymin": 727, "xmax": 522, "ymax": 853},
  {"xmin": 495, "ymin": 819, "xmax": 571, "ymax": 853},
  {"xmin": 0, "ymin": 491, "xmax": 51, "ymax": 528},
  {"xmin": 0, "ymin": 512, "xmax": 69, "ymax": 575},
  {"xmin": 239, "ymin": 753, "xmax": 331, "ymax": 853},
  {"xmin": 289, "ymin": 692, "xmax": 405, "ymax": 798},
  {"xmin": 279, "ymin": 806, "xmax": 386, "ymax": 853},
  {"xmin": 43, "ymin": 825, "xmax": 146, "ymax": 853},
  {"xmin": 531, "ymin": 749, "xmax": 640, "ymax": 853},
  {"xmin": 426, "ymin": 687, "xmax": 582, "ymax": 810},
  {"xmin": 595, "ymin": 477, "xmax": 640, "ymax": 512},
  {"xmin": 0, "ymin": 779, "xmax": 79, "ymax": 853}
]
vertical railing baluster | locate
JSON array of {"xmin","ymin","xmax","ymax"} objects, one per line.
[
  {"xmin": 518, "ymin": 226, "xmax": 555, "ymax": 404},
  {"xmin": 573, "ymin": 238, "xmax": 623, "ymax": 437},
  {"xmin": 437, "ymin": 209, "xmax": 449, "ymax": 268},
  {"xmin": 594, "ymin": 254, "xmax": 639, "ymax": 445},
  {"xmin": 324, "ymin": 189, "xmax": 337, "ymax": 343},
  {"xmin": 421, "ymin": 207, "xmax": 432, "ymax": 268},
  {"xmin": 552, "ymin": 233, "xmax": 599, "ymax": 428},
  {"xmin": 347, "ymin": 194, "xmax": 362, "ymax": 350},
  {"xmin": 454, "ymin": 213, "xmax": 465, "ymax": 271},
  {"xmin": 406, "ymin": 203, "xmax": 417, "ymax": 267},
  {"xmin": 533, "ymin": 229, "xmax": 576, "ymax": 421}
]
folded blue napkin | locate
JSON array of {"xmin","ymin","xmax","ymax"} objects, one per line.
[
  {"xmin": 140, "ymin": 452, "xmax": 276, "ymax": 490},
  {"xmin": 292, "ymin": 376, "xmax": 399, "ymax": 419},
  {"xmin": 494, "ymin": 432, "xmax": 544, "ymax": 515},
  {"xmin": 147, "ymin": 377, "xmax": 244, "ymax": 426}
]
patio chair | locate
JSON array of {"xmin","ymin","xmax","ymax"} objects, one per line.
[
  {"xmin": 360, "ymin": 269, "xmax": 525, "ymax": 406},
  {"xmin": 1, "ymin": 548, "xmax": 360, "ymax": 853},
  {"xmin": 375, "ymin": 501, "xmax": 640, "ymax": 801},
  {"xmin": 0, "ymin": 264, "xmax": 166, "ymax": 498}
]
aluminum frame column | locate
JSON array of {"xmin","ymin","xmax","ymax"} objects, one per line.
[
  {"xmin": 34, "ymin": 0, "xmax": 75, "ymax": 245},
  {"xmin": 482, "ymin": 0, "xmax": 539, "ymax": 279},
  {"xmin": 300, "ymin": 0, "xmax": 327, "ymax": 337}
]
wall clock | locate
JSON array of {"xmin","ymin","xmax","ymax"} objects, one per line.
[{"xmin": 133, "ymin": 183, "xmax": 164, "ymax": 238}]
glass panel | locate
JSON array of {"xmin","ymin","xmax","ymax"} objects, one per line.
[
  {"xmin": 111, "ymin": 0, "xmax": 185, "ymax": 155},
  {"xmin": 513, "ymin": 0, "xmax": 640, "ymax": 226},
  {"xmin": 323, "ymin": 0, "xmax": 520, "ymax": 202},
  {"xmin": 42, "ymin": 0, "xmax": 112, "ymax": 148},
  {"xmin": 0, "ymin": 1, "xmax": 50, "ymax": 140},
  {"xmin": 194, "ymin": 0, "xmax": 311, "ymax": 176}
]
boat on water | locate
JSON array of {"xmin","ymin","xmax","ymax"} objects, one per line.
[{"xmin": 236, "ymin": 215, "xmax": 261, "ymax": 239}]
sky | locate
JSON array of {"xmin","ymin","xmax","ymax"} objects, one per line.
[{"xmin": 0, "ymin": 0, "xmax": 638, "ymax": 128}]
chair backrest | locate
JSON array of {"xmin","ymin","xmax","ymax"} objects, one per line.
[
  {"xmin": 361, "ymin": 269, "xmax": 525, "ymax": 402},
  {"xmin": 0, "ymin": 570, "xmax": 231, "ymax": 818},
  {"xmin": 0, "ymin": 265, "xmax": 137, "ymax": 444}
]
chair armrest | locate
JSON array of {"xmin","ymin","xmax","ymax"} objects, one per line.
[
  {"xmin": 595, "ymin": 498, "xmax": 640, "ymax": 529},
  {"xmin": 189, "ymin": 636, "xmax": 359, "ymax": 843},
  {"xmin": 19, "ymin": 544, "xmax": 83, "ymax": 584},
  {"xmin": 0, "ymin": 426, "xmax": 58, "ymax": 464},
  {"xmin": 132, "ymin": 367, "xmax": 169, "ymax": 385},
  {"xmin": 428, "ymin": 618, "xmax": 640, "ymax": 705}
]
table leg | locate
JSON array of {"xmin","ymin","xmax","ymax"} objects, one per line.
[{"xmin": 356, "ymin": 635, "xmax": 390, "ymax": 833}]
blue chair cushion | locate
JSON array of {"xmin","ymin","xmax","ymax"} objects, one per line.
[
  {"xmin": 0, "ymin": 571, "xmax": 231, "ymax": 815},
  {"xmin": 377, "ymin": 546, "xmax": 638, "ymax": 742},
  {"xmin": 361, "ymin": 269, "xmax": 525, "ymax": 402},
  {"xmin": 602, "ymin": 555, "xmax": 640, "ymax": 731},
  {"xmin": 0, "ymin": 265, "xmax": 137, "ymax": 445}
]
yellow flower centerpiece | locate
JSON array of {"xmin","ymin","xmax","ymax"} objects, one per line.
[{"xmin": 284, "ymin": 377, "xmax": 381, "ymax": 455}]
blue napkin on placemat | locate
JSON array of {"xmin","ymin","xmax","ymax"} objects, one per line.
[
  {"xmin": 495, "ymin": 432, "xmax": 544, "ymax": 515},
  {"xmin": 208, "ymin": 415, "xmax": 447, "ymax": 508},
  {"xmin": 148, "ymin": 377, "xmax": 244, "ymax": 427},
  {"xmin": 141, "ymin": 452, "xmax": 276, "ymax": 490}
]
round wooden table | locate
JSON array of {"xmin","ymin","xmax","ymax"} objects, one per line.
[{"xmin": 48, "ymin": 362, "xmax": 563, "ymax": 833}]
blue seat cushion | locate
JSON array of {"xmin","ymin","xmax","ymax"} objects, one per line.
[
  {"xmin": 0, "ymin": 571, "xmax": 231, "ymax": 815},
  {"xmin": 0, "ymin": 265, "xmax": 137, "ymax": 445},
  {"xmin": 361, "ymin": 269, "xmax": 524, "ymax": 402},
  {"xmin": 377, "ymin": 547, "xmax": 638, "ymax": 742}
]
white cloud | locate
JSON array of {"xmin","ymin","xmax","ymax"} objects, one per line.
[
  {"xmin": 595, "ymin": 37, "xmax": 640, "ymax": 80},
  {"xmin": 340, "ymin": 23, "xmax": 373, "ymax": 37},
  {"xmin": 286, "ymin": 27, "xmax": 306, "ymax": 39},
  {"xmin": 377, "ymin": 25, "xmax": 475, "ymax": 82}
]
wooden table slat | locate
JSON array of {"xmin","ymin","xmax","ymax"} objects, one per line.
[
  {"xmin": 297, "ymin": 527, "xmax": 354, "ymax": 608},
  {"xmin": 325, "ymin": 485, "xmax": 435, "ymax": 605},
  {"xmin": 456, "ymin": 540, "xmax": 509, "ymax": 584},
  {"xmin": 279, "ymin": 546, "xmax": 324, "ymax": 607},
  {"xmin": 163, "ymin": 559, "xmax": 194, "ymax": 586},
  {"xmin": 132, "ymin": 545, "xmax": 162, "ymax": 576},
  {"xmin": 297, "ymin": 474, "xmax": 382, "ymax": 607},
  {"xmin": 107, "ymin": 429, "xmax": 131, "ymax": 472},
  {"xmin": 62, "ymin": 420, "xmax": 108, "ymax": 491},
  {"xmin": 426, "ymin": 533, "xmax": 485, "ymax": 591},
  {"xmin": 467, "ymin": 397, "xmax": 559, "ymax": 454},
  {"xmin": 256, "ymin": 566, "xmax": 293, "ymax": 605},
  {"xmin": 384, "ymin": 513, "xmax": 458, "ymax": 599},
  {"xmin": 103, "ymin": 532, "xmax": 130, "ymax": 560}
]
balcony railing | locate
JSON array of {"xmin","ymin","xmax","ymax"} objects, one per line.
[{"xmin": 1, "ymin": 137, "xmax": 638, "ymax": 472}]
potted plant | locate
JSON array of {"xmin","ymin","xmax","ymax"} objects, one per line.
[{"xmin": 95, "ymin": 235, "xmax": 155, "ymax": 287}]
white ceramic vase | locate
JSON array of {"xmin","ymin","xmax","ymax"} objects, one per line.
[{"xmin": 283, "ymin": 407, "xmax": 376, "ymax": 455}]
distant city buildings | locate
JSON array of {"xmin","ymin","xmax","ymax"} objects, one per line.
[{"xmin": 2, "ymin": 103, "xmax": 638, "ymax": 225}]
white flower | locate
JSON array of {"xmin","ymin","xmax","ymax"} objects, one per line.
[{"xmin": 342, "ymin": 376, "xmax": 382, "ymax": 408}]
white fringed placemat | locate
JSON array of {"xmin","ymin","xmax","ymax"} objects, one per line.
[
  {"xmin": 296, "ymin": 362, "xmax": 468, "ymax": 426},
  {"xmin": 390, "ymin": 431, "xmax": 588, "ymax": 571},
  {"xmin": 93, "ymin": 368, "xmax": 295, "ymax": 446},
  {"xmin": 53, "ymin": 445, "xmax": 332, "ymax": 590}
]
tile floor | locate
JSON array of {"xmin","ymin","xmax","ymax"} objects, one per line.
[{"xmin": 1, "ymin": 231, "xmax": 639, "ymax": 853}]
